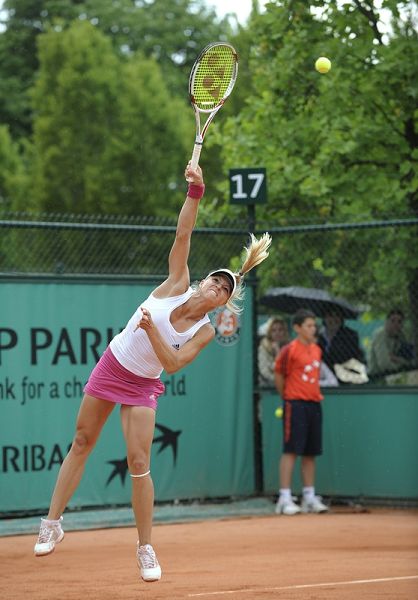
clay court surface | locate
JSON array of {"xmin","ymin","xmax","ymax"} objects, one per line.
[{"xmin": 2, "ymin": 509, "xmax": 418, "ymax": 600}]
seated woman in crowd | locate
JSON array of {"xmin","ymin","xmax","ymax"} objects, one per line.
[{"xmin": 258, "ymin": 317, "xmax": 290, "ymax": 387}]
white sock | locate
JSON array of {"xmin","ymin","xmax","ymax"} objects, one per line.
[
  {"xmin": 303, "ymin": 486, "xmax": 315, "ymax": 501},
  {"xmin": 279, "ymin": 488, "xmax": 292, "ymax": 501},
  {"xmin": 43, "ymin": 517, "xmax": 61, "ymax": 524}
]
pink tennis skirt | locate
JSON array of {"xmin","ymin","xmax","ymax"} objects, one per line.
[{"xmin": 84, "ymin": 346, "xmax": 165, "ymax": 410}]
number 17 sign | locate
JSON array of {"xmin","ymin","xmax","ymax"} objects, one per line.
[{"xmin": 229, "ymin": 168, "xmax": 267, "ymax": 205}]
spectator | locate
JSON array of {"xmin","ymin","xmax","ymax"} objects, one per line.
[
  {"xmin": 314, "ymin": 325, "xmax": 339, "ymax": 388},
  {"xmin": 258, "ymin": 317, "xmax": 290, "ymax": 387},
  {"xmin": 274, "ymin": 309, "xmax": 328, "ymax": 516},
  {"xmin": 317, "ymin": 309, "xmax": 365, "ymax": 383},
  {"xmin": 319, "ymin": 354, "xmax": 339, "ymax": 388},
  {"xmin": 369, "ymin": 308, "xmax": 415, "ymax": 379}
]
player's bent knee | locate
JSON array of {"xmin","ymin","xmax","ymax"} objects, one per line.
[
  {"xmin": 129, "ymin": 457, "xmax": 149, "ymax": 475},
  {"xmin": 71, "ymin": 432, "xmax": 92, "ymax": 456}
]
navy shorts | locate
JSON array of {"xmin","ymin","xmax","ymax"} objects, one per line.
[{"xmin": 282, "ymin": 400, "xmax": 322, "ymax": 456}]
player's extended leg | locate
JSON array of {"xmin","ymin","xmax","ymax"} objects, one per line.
[
  {"xmin": 48, "ymin": 394, "xmax": 115, "ymax": 518},
  {"xmin": 34, "ymin": 394, "xmax": 115, "ymax": 556},
  {"xmin": 120, "ymin": 404, "xmax": 161, "ymax": 582}
]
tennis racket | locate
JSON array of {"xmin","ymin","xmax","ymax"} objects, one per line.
[{"xmin": 188, "ymin": 42, "xmax": 238, "ymax": 172}]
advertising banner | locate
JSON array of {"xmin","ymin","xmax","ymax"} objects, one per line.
[{"xmin": 0, "ymin": 282, "xmax": 254, "ymax": 513}]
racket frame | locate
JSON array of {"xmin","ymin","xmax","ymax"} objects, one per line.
[{"xmin": 188, "ymin": 42, "xmax": 238, "ymax": 171}]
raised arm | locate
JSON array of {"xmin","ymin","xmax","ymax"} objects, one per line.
[{"xmin": 153, "ymin": 164, "xmax": 205, "ymax": 298}]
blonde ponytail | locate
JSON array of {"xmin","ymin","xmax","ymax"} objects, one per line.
[
  {"xmin": 240, "ymin": 233, "xmax": 272, "ymax": 276},
  {"xmin": 226, "ymin": 233, "xmax": 272, "ymax": 314}
]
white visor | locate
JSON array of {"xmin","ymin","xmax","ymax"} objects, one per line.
[{"xmin": 207, "ymin": 269, "xmax": 237, "ymax": 297}]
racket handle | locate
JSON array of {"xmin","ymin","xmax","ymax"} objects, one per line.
[{"xmin": 190, "ymin": 142, "xmax": 202, "ymax": 171}]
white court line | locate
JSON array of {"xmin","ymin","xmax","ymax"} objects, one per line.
[{"xmin": 187, "ymin": 575, "xmax": 418, "ymax": 597}]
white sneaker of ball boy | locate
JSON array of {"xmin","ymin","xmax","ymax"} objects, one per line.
[
  {"xmin": 275, "ymin": 494, "xmax": 302, "ymax": 515},
  {"xmin": 301, "ymin": 494, "xmax": 328, "ymax": 514},
  {"xmin": 275, "ymin": 487, "xmax": 328, "ymax": 515}
]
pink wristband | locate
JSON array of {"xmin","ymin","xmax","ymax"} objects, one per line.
[{"xmin": 187, "ymin": 183, "xmax": 205, "ymax": 200}]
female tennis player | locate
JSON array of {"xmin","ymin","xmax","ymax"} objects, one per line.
[{"xmin": 34, "ymin": 163, "xmax": 271, "ymax": 583}]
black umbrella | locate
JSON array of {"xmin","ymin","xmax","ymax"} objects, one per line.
[{"xmin": 260, "ymin": 286, "xmax": 362, "ymax": 320}]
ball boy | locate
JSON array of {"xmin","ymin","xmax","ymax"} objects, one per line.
[{"xmin": 274, "ymin": 309, "xmax": 328, "ymax": 515}]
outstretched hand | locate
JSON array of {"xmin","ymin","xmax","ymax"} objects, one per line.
[
  {"xmin": 136, "ymin": 307, "xmax": 154, "ymax": 333},
  {"xmin": 185, "ymin": 163, "xmax": 204, "ymax": 186}
]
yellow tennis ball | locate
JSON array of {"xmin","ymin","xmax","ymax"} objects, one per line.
[
  {"xmin": 274, "ymin": 407, "xmax": 283, "ymax": 419},
  {"xmin": 315, "ymin": 56, "xmax": 331, "ymax": 74}
]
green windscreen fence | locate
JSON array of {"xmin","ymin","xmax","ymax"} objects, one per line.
[
  {"xmin": 1, "ymin": 280, "xmax": 417, "ymax": 515},
  {"xmin": 261, "ymin": 389, "xmax": 418, "ymax": 499},
  {"xmin": 0, "ymin": 281, "xmax": 254, "ymax": 513}
]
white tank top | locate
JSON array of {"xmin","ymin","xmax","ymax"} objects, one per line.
[{"xmin": 109, "ymin": 287, "xmax": 210, "ymax": 378}]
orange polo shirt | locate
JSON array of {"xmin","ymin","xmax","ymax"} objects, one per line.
[{"xmin": 275, "ymin": 339, "xmax": 323, "ymax": 402}]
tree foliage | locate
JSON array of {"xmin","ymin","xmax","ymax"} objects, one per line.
[
  {"xmin": 0, "ymin": 0, "xmax": 83, "ymax": 137},
  {"xmin": 0, "ymin": 0, "xmax": 235, "ymax": 215},
  {"xmin": 219, "ymin": 0, "xmax": 417, "ymax": 217},
  {"xmin": 214, "ymin": 0, "xmax": 417, "ymax": 321},
  {"xmin": 0, "ymin": 0, "xmax": 232, "ymax": 138},
  {"xmin": 20, "ymin": 20, "xmax": 190, "ymax": 215},
  {"xmin": 0, "ymin": 125, "xmax": 29, "ymax": 208},
  {"xmin": 0, "ymin": 0, "xmax": 416, "ymax": 333}
]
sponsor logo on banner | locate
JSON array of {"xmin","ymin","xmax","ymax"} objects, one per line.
[
  {"xmin": 212, "ymin": 308, "xmax": 241, "ymax": 346},
  {"xmin": 106, "ymin": 423, "xmax": 181, "ymax": 486},
  {"xmin": 1, "ymin": 443, "xmax": 72, "ymax": 473}
]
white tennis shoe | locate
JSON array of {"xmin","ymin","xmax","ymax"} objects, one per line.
[
  {"xmin": 275, "ymin": 497, "xmax": 301, "ymax": 516},
  {"xmin": 34, "ymin": 517, "xmax": 64, "ymax": 556},
  {"xmin": 137, "ymin": 543, "xmax": 162, "ymax": 582},
  {"xmin": 301, "ymin": 495, "xmax": 329, "ymax": 513}
]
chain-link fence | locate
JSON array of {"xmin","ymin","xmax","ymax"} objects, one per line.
[
  {"xmin": 0, "ymin": 211, "xmax": 249, "ymax": 280},
  {"xmin": 257, "ymin": 218, "xmax": 418, "ymax": 388},
  {"xmin": 1, "ymin": 210, "xmax": 417, "ymax": 387}
]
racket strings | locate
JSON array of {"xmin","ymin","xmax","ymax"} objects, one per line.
[{"xmin": 191, "ymin": 46, "xmax": 236, "ymax": 110}]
